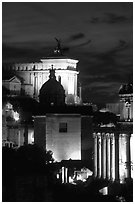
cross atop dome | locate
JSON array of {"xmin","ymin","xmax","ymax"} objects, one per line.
[{"xmin": 49, "ymin": 65, "xmax": 56, "ymax": 79}]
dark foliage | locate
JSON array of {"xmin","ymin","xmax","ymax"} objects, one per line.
[
  {"xmin": 93, "ymin": 111, "xmax": 118, "ymax": 125},
  {"xmin": 2, "ymin": 145, "xmax": 133, "ymax": 202},
  {"xmin": 2, "ymin": 145, "xmax": 54, "ymax": 201}
]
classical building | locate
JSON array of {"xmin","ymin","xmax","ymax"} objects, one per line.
[
  {"xmin": 93, "ymin": 83, "xmax": 133, "ymax": 183},
  {"xmin": 34, "ymin": 114, "xmax": 81, "ymax": 162},
  {"xmin": 106, "ymin": 83, "xmax": 133, "ymax": 121},
  {"xmin": 2, "ymin": 97, "xmax": 37, "ymax": 148},
  {"xmin": 2, "ymin": 65, "xmax": 93, "ymax": 163},
  {"xmin": 34, "ymin": 68, "xmax": 93, "ymax": 162},
  {"xmin": 2, "ymin": 40, "xmax": 83, "ymax": 150},
  {"xmin": 2, "ymin": 41, "xmax": 133, "ymax": 183},
  {"xmin": 3, "ymin": 40, "xmax": 81, "ymax": 104},
  {"xmin": 39, "ymin": 67, "xmax": 65, "ymax": 107}
]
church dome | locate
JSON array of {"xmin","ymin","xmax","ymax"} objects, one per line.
[
  {"xmin": 39, "ymin": 68, "xmax": 65, "ymax": 106},
  {"xmin": 119, "ymin": 83, "xmax": 133, "ymax": 95}
]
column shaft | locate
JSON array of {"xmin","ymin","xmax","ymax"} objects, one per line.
[
  {"xmin": 110, "ymin": 136, "xmax": 112, "ymax": 180},
  {"xmin": 94, "ymin": 133, "xmax": 97, "ymax": 177},
  {"xmin": 34, "ymin": 74, "xmax": 36, "ymax": 96},
  {"xmin": 98, "ymin": 134, "xmax": 101, "ymax": 178},
  {"xmin": 111, "ymin": 134, "xmax": 115, "ymax": 181},
  {"xmin": 126, "ymin": 135, "xmax": 131, "ymax": 178},
  {"xmin": 103, "ymin": 135, "xmax": 107, "ymax": 179},
  {"xmin": 107, "ymin": 135, "xmax": 110, "ymax": 179},
  {"xmin": 115, "ymin": 134, "xmax": 119, "ymax": 181},
  {"xmin": 101, "ymin": 133, "xmax": 106, "ymax": 179},
  {"xmin": 106, "ymin": 135, "xmax": 108, "ymax": 178}
]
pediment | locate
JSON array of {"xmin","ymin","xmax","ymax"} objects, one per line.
[{"xmin": 7, "ymin": 76, "xmax": 21, "ymax": 84}]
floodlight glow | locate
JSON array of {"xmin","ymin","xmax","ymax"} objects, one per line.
[
  {"xmin": 70, "ymin": 150, "xmax": 81, "ymax": 160},
  {"xmin": 13, "ymin": 111, "xmax": 19, "ymax": 121}
]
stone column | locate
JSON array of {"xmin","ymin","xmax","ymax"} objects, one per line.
[
  {"xmin": 36, "ymin": 73, "xmax": 40, "ymax": 96},
  {"xmin": 104, "ymin": 133, "xmax": 107, "ymax": 179},
  {"xmin": 93, "ymin": 133, "xmax": 97, "ymax": 177},
  {"xmin": 42, "ymin": 72, "xmax": 44, "ymax": 85},
  {"xmin": 62, "ymin": 167, "xmax": 65, "ymax": 183},
  {"xmin": 130, "ymin": 134, "xmax": 133, "ymax": 178},
  {"xmin": 106, "ymin": 133, "xmax": 110, "ymax": 180},
  {"xmin": 34, "ymin": 73, "xmax": 36, "ymax": 96},
  {"xmin": 115, "ymin": 133, "xmax": 119, "ymax": 181},
  {"xmin": 65, "ymin": 167, "xmax": 68, "ymax": 183},
  {"xmin": 29, "ymin": 73, "xmax": 31, "ymax": 84},
  {"xmin": 75, "ymin": 74, "xmax": 77, "ymax": 96},
  {"xmin": 112, "ymin": 134, "xmax": 115, "ymax": 181},
  {"xmin": 110, "ymin": 133, "xmax": 115, "ymax": 181},
  {"xmin": 31, "ymin": 72, "xmax": 34, "ymax": 86},
  {"xmin": 110, "ymin": 134, "xmax": 112, "ymax": 180},
  {"xmin": 97, "ymin": 133, "xmax": 101, "ymax": 178},
  {"xmin": 101, "ymin": 133, "xmax": 106, "ymax": 179},
  {"xmin": 126, "ymin": 134, "xmax": 131, "ymax": 178}
]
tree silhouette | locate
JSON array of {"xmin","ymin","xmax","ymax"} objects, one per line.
[
  {"xmin": 15, "ymin": 144, "xmax": 54, "ymax": 173},
  {"xmin": 93, "ymin": 111, "xmax": 117, "ymax": 125}
]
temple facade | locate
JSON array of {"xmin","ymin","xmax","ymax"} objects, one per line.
[
  {"xmin": 93, "ymin": 84, "xmax": 133, "ymax": 183},
  {"xmin": 93, "ymin": 126, "xmax": 133, "ymax": 183}
]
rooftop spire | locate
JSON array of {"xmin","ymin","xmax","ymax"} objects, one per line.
[{"xmin": 49, "ymin": 65, "xmax": 56, "ymax": 79}]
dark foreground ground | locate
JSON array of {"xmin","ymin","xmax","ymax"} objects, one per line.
[{"xmin": 2, "ymin": 145, "xmax": 133, "ymax": 202}]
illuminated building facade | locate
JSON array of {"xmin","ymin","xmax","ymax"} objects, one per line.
[
  {"xmin": 33, "ymin": 109, "xmax": 93, "ymax": 162},
  {"xmin": 34, "ymin": 114, "xmax": 81, "ymax": 162},
  {"xmin": 33, "ymin": 69, "xmax": 92, "ymax": 162},
  {"xmin": 3, "ymin": 40, "xmax": 81, "ymax": 104},
  {"xmin": 2, "ymin": 67, "xmax": 92, "ymax": 163},
  {"xmin": 2, "ymin": 42, "xmax": 91, "ymax": 157},
  {"xmin": 2, "ymin": 100, "xmax": 35, "ymax": 148},
  {"xmin": 119, "ymin": 84, "xmax": 133, "ymax": 121},
  {"xmin": 93, "ymin": 126, "xmax": 133, "ymax": 182},
  {"xmin": 106, "ymin": 84, "xmax": 133, "ymax": 121},
  {"xmin": 2, "ymin": 40, "xmax": 81, "ymax": 150},
  {"xmin": 2, "ymin": 40, "xmax": 133, "ymax": 184},
  {"xmin": 93, "ymin": 83, "xmax": 133, "ymax": 183}
]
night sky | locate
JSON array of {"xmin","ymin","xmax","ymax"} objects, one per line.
[{"xmin": 2, "ymin": 2, "xmax": 133, "ymax": 106}]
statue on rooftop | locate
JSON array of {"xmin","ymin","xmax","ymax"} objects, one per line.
[
  {"xmin": 54, "ymin": 38, "xmax": 63, "ymax": 55},
  {"xmin": 55, "ymin": 38, "xmax": 61, "ymax": 50}
]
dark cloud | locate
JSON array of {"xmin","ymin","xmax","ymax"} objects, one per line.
[
  {"xmin": 88, "ymin": 39, "xmax": 130, "ymax": 66},
  {"xmin": 2, "ymin": 43, "xmax": 52, "ymax": 63},
  {"xmin": 90, "ymin": 17, "xmax": 99, "ymax": 24},
  {"xmin": 117, "ymin": 40, "xmax": 128, "ymax": 49},
  {"xmin": 103, "ymin": 13, "xmax": 130, "ymax": 24},
  {"xmin": 70, "ymin": 33, "xmax": 85, "ymax": 41},
  {"xmin": 89, "ymin": 11, "xmax": 132, "ymax": 25},
  {"xmin": 77, "ymin": 41, "xmax": 132, "ymax": 102},
  {"xmin": 2, "ymin": 2, "xmax": 133, "ymax": 106},
  {"xmin": 72, "ymin": 40, "xmax": 92, "ymax": 48},
  {"xmin": 82, "ymin": 82, "xmax": 120, "ymax": 105}
]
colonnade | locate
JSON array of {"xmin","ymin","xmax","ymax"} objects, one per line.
[{"xmin": 93, "ymin": 132, "xmax": 132, "ymax": 182}]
